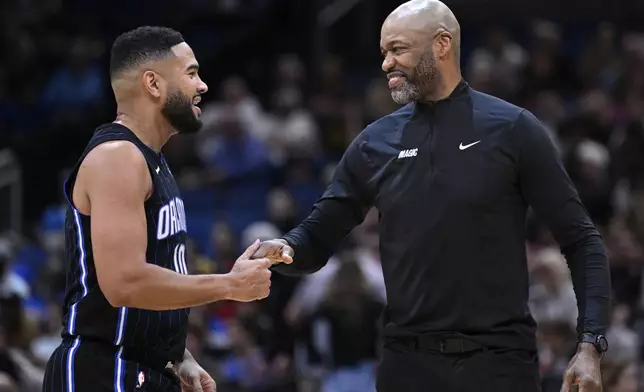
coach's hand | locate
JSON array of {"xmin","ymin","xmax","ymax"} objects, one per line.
[
  {"xmin": 560, "ymin": 343, "xmax": 602, "ymax": 392},
  {"xmin": 252, "ymin": 239, "xmax": 294, "ymax": 265},
  {"xmin": 226, "ymin": 240, "xmax": 273, "ymax": 302},
  {"xmin": 176, "ymin": 357, "xmax": 216, "ymax": 392}
]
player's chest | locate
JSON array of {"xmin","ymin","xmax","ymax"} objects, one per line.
[{"xmin": 148, "ymin": 171, "xmax": 187, "ymax": 237}]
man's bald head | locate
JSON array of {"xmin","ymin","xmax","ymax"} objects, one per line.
[
  {"xmin": 387, "ymin": 1, "xmax": 460, "ymax": 39},
  {"xmin": 380, "ymin": 0, "xmax": 461, "ymax": 104}
]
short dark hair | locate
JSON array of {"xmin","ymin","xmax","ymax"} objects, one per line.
[{"xmin": 109, "ymin": 26, "xmax": 184, "ymax": 79}]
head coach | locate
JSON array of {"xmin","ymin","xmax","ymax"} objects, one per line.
[{"xmin": 255, "ymin": 1, "xmax": 611, "ymax": 391}]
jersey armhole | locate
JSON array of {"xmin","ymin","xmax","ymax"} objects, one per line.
[{"xmin": 63, "ymin": 139, "xmax": 156, "ymax": 215}]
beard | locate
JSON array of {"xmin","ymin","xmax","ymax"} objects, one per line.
[
  {"xmin": 161, "ymin": 89, "xmax": 202, "ymax": 134},
  {"xmin": 390, "ymin": 50, "xmax": 439, "ymax": 105}
]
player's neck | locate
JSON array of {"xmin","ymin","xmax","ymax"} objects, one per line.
[{"xmin": 114, "ymin": 111, "xmax": 173, "ymax": 153}]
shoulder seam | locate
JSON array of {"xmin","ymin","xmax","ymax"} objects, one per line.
[{"xmin": 513, "ymin": 109, "xmax": 529, "ymax": 168}]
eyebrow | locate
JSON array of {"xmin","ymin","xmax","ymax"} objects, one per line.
[{"xmin": 186, "ymin": 63, "xmax": 199, "ymax": 72}]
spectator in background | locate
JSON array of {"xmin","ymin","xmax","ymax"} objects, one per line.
[
  {"xmin": 466, "ymin": 27, "xmax": 527, "ymax": 100},
  {"xmin": 273, "ymin": 54, "xmax": 307, "ymax": 96},
  {"xmin": 309, "ymin": 56, "xmax": 356, "ymax": 159},
  {"xmin": 199, "ymin": 76, "xmax": 269, "ymax": 145},
  {"xmin": 304, "ymin": 256, "xmax": 382, "ymax": 392},
  {"xmin": 0, "ymin": 324, "xmax": 21, "ymax": 392},
  {"xmin": 0, "ymin": 293, "xmax": 44, "ymax": 392},
  {"xmin": 0, "ymin": 239, "xmax": 29, "ymax": 301},
  {"xmin": 218, "ymin": 316, "xmax": 289, "ymax": 392},
  {"xmin": 567, "ymin": 139, "xmax": 614, "ymax": 227},
  {"xmin": 528, "ymin": 247, "xmax": 578, "ymax": 330},
  {"xmin": 526, "ymin": 90, "xmax": 566, "ymax": 150},
  {"xmin": 577, "ymin": 23, "xmax": 621, "ymax": 91},
  {"xmin": 266, "ymin": 86, "xmax": 320, "ymax": 165},
  {"xmin": 39, "ymin": 37, "xmax": 104, "ymax": 114},
  {"xmin": 362, "ymin": 77, "xmax": 400, "ymax": 125},
  {"xmin": 201, "ymin": 108, "xmax": 270, "ymax": 185},
  {"xmin": 0, "ymin": 372, "xmax": 18, "ymax": 392},
  {"xmin": 210, "ymin": 222, "xmax": 240, "ymax": 266},
  {"xmin": 29, "ymin": 301, "xmax": 62, "ymax": 366},
  {"xmin": 266, "ymin": 188, "xmax": 299, "ymax": 235},
  {"xmin": 186, "ymin": 319, "xmax": 219, "ymax": 378},
  {"xmin": 538, "ymin": 321, "xmax": 577, "ymax": 392},
  {"xmin": 602, "ymin": 361, "xmax": 639, "ymax": 392},
  {"xmin": 606, "ymin": 220, "xmax": 643, "ymax": 309},
  {"xmin": 198, "ymin": 107, "xmax": 273, "ymax": 232},
  {"xmin": 284, "ymin": 212, "xmax": 385, "ymax": 332},
  {"xmin": 605, "ymin": 305, "xmax": 639, "ymax": 365},
  {"xmin": 576, "ymin": 89, "xmax": 616, "ymax": 146}
]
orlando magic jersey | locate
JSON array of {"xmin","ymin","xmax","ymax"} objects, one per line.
[{"xmin": 61, "ymin": 123, "xmax": 190, "ymax": 363}]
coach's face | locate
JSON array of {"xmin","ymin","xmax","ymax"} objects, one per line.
[
  {"xmin": 380, "ymin": 20, "xmax": 441, "ymax": 104},
  {"xmin": 161, "ymin": 42, "xmax": 208, "ymax": 134}
]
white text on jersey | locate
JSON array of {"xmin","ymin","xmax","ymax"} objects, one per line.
[
  {"xmin": 157, "ymin": 197, "xmax": 187, "ymax": 240},
  {"xmin": 398, "ymin": 148, "xmax": 418, "ymax": 159}
]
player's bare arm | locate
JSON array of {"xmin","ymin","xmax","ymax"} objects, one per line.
[{"xmin": 75, "ymin": 140, "xmax": 272, "ymax": 309}]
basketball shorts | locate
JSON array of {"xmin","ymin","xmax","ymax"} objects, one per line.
[{"xmin": 43, "ymin": 338, "xmax": 181, "ymax": 392}]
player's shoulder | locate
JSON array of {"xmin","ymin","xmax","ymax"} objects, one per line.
[
  {"xmin": 79, "ymin": 139, "xmax": 150, "ymax": 194},
  {"xmin": 83, "ymin": 139, "xmax": 146, "ymax": 170},
  {"xmin": 79, "ymin": 138, "xmax": 152, "ymax": 199}
]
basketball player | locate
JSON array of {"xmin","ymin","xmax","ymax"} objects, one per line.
[{"xmin": 42, "ymin": 26, "xmax": 284, "ymax": 392}]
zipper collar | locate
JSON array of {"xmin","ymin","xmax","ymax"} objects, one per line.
[{"xmin": 412, "ymin": 79, "xmax": 469, "ymax": 115}]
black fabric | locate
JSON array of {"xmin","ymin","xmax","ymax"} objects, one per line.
[
  {"xmin": 376, "ymin": 340, "xmax": 541, "ymax": 392},
  {"xmin": 276, "ymin": 81, "xmax": 611, "ymax": 351},
  {"xmin": 43, "ymin": 338, "xmax": 181, "ymax": 392}
]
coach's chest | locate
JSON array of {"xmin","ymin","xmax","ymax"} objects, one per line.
[{"xmin": 374, "ymin": 111, "xmax": 519, "ymax": 217}]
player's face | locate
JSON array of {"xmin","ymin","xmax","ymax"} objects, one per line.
[
  {"xmin": 162, "ymin": 43, "xmax": 208, "ymax": 134},
  {"xmin": 380, "ymin": 23, "xmax": 440, "ymax": 105}
]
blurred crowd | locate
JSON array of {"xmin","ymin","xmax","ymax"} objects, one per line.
[{"xmin": 1, "ymin": 1, "xmax": 644, "ymax": 391}]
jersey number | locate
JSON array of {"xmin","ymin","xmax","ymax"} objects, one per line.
[{"xmin": 173, "ymin": 244, "xmax": 188, "ymax": 275}]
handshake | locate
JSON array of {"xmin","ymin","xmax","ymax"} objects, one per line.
[{"xmin": 225, "ymin": 239, "xmax": 294, "ymax": 302}]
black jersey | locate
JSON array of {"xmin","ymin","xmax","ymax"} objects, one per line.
[{"xmin": 61, "ymin": 123, "xmax": 190, "ymax": 363}]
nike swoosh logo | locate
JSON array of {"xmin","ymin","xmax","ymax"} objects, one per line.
[{"xmin": 459, "ymin": 140, "xmax": 481, "ymax": 150}]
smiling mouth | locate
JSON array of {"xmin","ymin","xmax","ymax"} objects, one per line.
[
  {"xmin": 388, "ymin": 75, "xmax": 406, "ymax": 88},
  {"xmin": 192, "ymin": 96, "xmax": 201, "ymax": 115}
]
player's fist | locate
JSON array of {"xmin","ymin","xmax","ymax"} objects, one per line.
[
  {"xmin": 253, "ymin": 239, "xmax": 294, "ymax": 265},
  {"xmin": 227, "ymin": 240, "xmax": 273, "ymax": 302}
]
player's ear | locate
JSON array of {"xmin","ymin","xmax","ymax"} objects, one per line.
[{"xmin": 142, "ymin": 70, "xmax": 164, "ymax": 98}]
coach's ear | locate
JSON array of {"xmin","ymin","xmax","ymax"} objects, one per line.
[{"xmin": 142, "ymin": 70, "xmax": 164, "ymax": 99}]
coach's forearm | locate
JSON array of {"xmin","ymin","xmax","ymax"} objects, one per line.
[
  {"xmin": 273, "ymin": 198, "xmax": 364, "ymax": 276},
  {"xmin": 108, "ymin": 264, "xmax": 232, "ymax": 310},
  {"xmin": 564, "ymin": 233, "xmax": 611, "ymax": 336}
]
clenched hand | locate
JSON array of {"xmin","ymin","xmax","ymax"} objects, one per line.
[
  {"xmin": 226, "ymin": 240, "xmax": 273, "ymax": 302},
  {"xmin": 252, "ymin": 239, "xmax": 294, "ymax": 265}
]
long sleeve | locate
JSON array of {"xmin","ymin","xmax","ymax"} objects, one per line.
[
  {"xmin": 516, "ymin": 110, "xmax": 611, "ymax": 335},
  {"xmin": 273, "ymin": 135, "xmax": 375, "ymax": 276}
]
